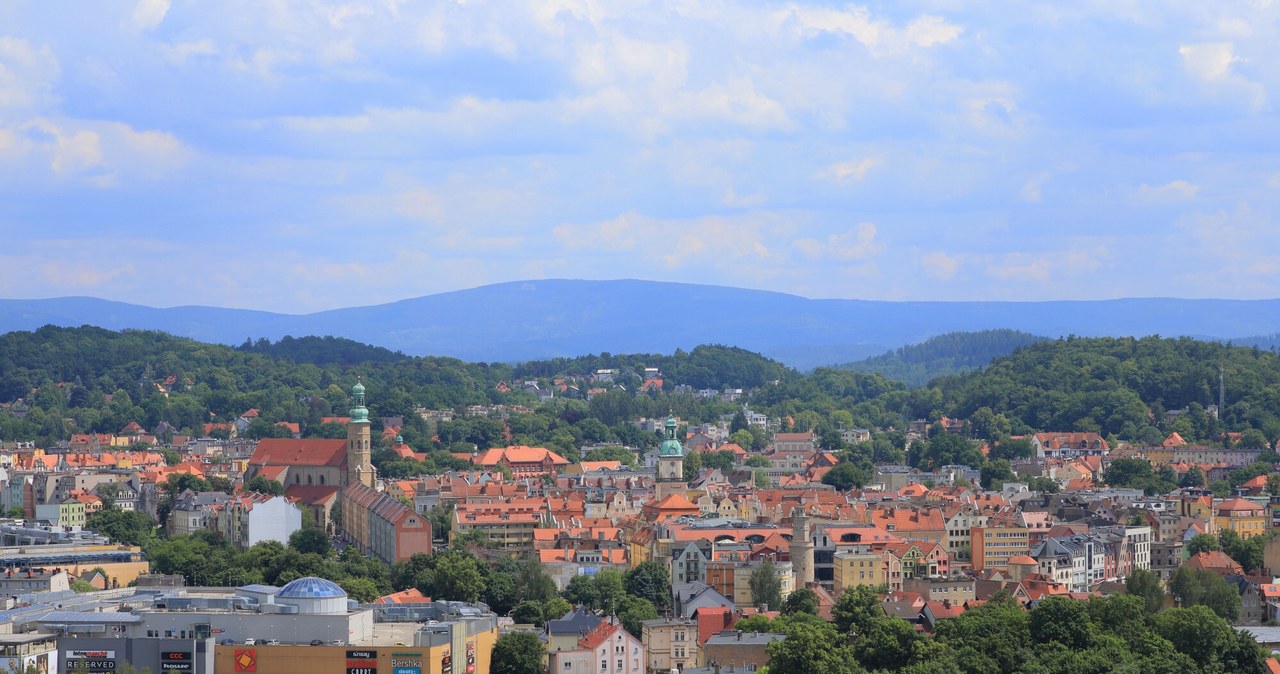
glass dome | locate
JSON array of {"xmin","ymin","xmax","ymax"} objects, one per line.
[{"xmin": 276, "ymin": 577, "xmax": 347, "ymax": 599}]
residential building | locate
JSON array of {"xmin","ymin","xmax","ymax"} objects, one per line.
[
  {"xmin": 642, "ymin": 617, "xmax": 699, "ymax": 672},
  {"xmin": 341, "ymin": 482, "xmax": 433, "ymax": 564},
  {"xmin": 701, "ymin": 631, "xmax": 786, "ymax": 673},
  {"xmin": 552, "ymin": 617, "xmax": 645, "ymax": 674},
  {"xmin": 971, "ymin": 524, "xmax": 1030, "ymax": 572}
]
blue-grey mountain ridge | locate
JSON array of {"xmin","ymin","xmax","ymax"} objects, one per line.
[{"xmin": 1, "ymin": 279, "xmax": 1278, "ymax": 370}]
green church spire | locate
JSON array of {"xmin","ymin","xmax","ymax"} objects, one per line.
[
  {"xmin": 659, "ymin": 414, "xmax": 683, "ymax": 457},
  {"xmin": 349, "ymin": 379, "xmax": 369, "ymax": 424}
]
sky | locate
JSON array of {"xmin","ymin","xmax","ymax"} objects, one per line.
[{"xmin": 2, "ymin": 0, "xmax": 1279, "ymax": 313}]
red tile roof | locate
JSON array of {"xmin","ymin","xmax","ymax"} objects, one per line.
[{"xmin": 250, "ymin": 438, "xmax": 347, "ymax": 468}]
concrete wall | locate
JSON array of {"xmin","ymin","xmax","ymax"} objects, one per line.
[{"xmin": 123, "ymin": 609, "xmax": 375, "ymax": 645}]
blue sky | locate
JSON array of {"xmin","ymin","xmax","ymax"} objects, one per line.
[{"xmin": 2, "ymin": 0, "xmax": 1278, "ymax": 312}]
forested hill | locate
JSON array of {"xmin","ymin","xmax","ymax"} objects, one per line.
[
  {"xmin": 3, "ymin": 327, "xmax": 1280, "ymax": 460},
  {"xmin": 935, "ymin": 336, "xmax": 1280, "ymax": 443},
  {"xmin": 510, "ymin": 345, "xmax": 794, "ymax": 390},
  {"xmin": 236, "ymin": 335, "xmax": 407, "ymax": 365},
  {"xmin": 0, "ymin": 327, "xmax": 800, "ymax": 449},
  {"xmin": 837, "ymin": 330, "xmax": 1046, "ymax": 386}
]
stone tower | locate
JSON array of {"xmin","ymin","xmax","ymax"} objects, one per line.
[
  {"xmin": 791, "ymin": 506, "xmax": 815, "ymax": 587},
  {"xmin": 654, "ymin": 415, "xmax": 685, "ymax": 501},
  {"xmin": 346, "ymin": 380, "xmax": 376, "ymax": 488}
]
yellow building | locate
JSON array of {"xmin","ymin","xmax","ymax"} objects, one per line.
[
  {"xmin": 833, "ymin": 550, "xmax": 888, "ymax": 596},
  {"xmin": 641, "ymin": 617, "xmax": 699, "ymax": 671},
  {"xmin": 1217, "ymin": 498, "xmax": 1268, "ymax": 539},
  {"xmin": 971, "ymin": 525, "xmax": 1030, "ymax": 571}
]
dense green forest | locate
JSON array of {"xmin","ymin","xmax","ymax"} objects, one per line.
[
  {"xmin": 934, "ymin": 336, "xmax": 1280, "ymax": 443},
  {"xmin": 236, "ymin": 335, "xmax": 407, "ymax": 365},
  {"xmin": 1, "ymin": 328, "xmax": 1278, "ymax": 467},
  {"xmin": 838, "ymin": 330, "xmax": 1046, "ymax": 387}
]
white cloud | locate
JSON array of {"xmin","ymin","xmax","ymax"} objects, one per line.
[
  {"xmin": 128, "ymin": 0, "xmax": 170, "ymax": 32},
  {"xmin": 161, "ymin": 39, "xmax": 218, "ymax": 65},
  {"xmin": 776, "ymin": 6, "xmax": 962, "ymax": 56},
  {"xmin": 920, "ymin": 251, "xmax": 960, "ymax": 280},
  {"xmin": 1179, "ymin": 42, "xmax": 1238, "ymax": 82},
  {"xmin": 816, "ymin": 157, "xmax": 882, "ymax": 184},
  {"xmin": 1135, "ymin": 180, "xmax": 1199, "ymax": 202},
  {"xmin": 794, "ymin": 223, "xmax": 882, "ymax": 261},
  {"xmin": 0, "ymin": 37, "xmax": 60, "ymax": 111}
]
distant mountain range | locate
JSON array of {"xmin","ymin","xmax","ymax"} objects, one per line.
[{"xmin": 2, "ymin": 279, "xmax": 1279, "ymax": 370}]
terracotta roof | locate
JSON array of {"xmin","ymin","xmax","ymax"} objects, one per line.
[
  {"xmin": 250, "ymin": 438, "xmax": 347, "ymax": 468},
  {"xmin": 473, "ymin": 445, "xmax": 570, "ymax": 467},
  {"xmin": 1218, "ymin": 497, "xmax": 1264, "ymax": 513},
  {"xmin": 374, "ymin": 588, "xmax": 432, "ymax": 604},
  {"xmin": 578, "ymin": 621, "xmax": 623, "ymax": 650}
]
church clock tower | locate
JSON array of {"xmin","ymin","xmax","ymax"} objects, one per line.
[
  {"xmin": 346, "ymin": 380, "xmax": 376, "ymax": 488},
  {"xmin": 654, "ymin": 415, "xmax": 685, "ymax": 501}
]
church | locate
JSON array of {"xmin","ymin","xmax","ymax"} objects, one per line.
[{"xmin": 244, "ymin": 381, "xmax": 377, "ymax": 524}]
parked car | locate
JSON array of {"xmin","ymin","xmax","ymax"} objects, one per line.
[
  {"xmin": 310, "ymin": 640, "xmax": 324, "ymax": 646},
  {"xmin": 243, "ymin": 638, "xmax": 256, "ymax": 646},
  {"xmin": 266, "ymin": 639, "xmax": 280, "ymax": 645}
]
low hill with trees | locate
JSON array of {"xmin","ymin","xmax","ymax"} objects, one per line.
[{"xmin": 837, "ymin": 329, "xmax": 1046, "ymax": 386}]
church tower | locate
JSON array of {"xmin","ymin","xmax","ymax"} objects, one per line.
[
  {"xmin": 346, "ymin": 380, "xmax": 376, "ymax": 488},
  {"xmin": 654, "ymin": 415, "xmax": 685, "ymax": 501}
]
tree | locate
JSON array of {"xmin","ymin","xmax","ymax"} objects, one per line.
[
  {"xmin": 338, "ymin": 577, "xmax": 379, "ymax": 603},
  {"xmin": 1026, "ymin": 476, "xmax": 1060, "ymax": 493},
  {"xmin": 618, "ymin": 595, "xmax": 658, "ymax": 638},
  {"xmin": 581, "ymin": 445, "xmax": 636, "ymax": 466},
  {"xmin": 979, "ymin": 459, "xmax": 1015, "ymax": 490},
  {"xmin": 624, "ymin": 560, "xmax": 672, "ymax": 611},
  {"xmin": 1239, "ymin": 429, "xmax": 1271, "ymax": 449},
  {"xmin": 765, "ymin": 621, "xmax": 864, "ymax": 674},
  {"xmin": 1179, "ymin": 466, "xmax": 1206, "ymax": 488},
  {"xmin": 1029, "ymin": 596, "xmax": 1093, "ymax": 650},
  {"xmin": 1124, "ymin": 569, "xmax": 1165, "ymax": 614},
  {"xmin": 1169, "ymin": 567, "xmax": 1240, "ymax": 621},
  {"xmin": 416, "ymin": 550, "xmax": 486, "ymax": 603},
  {"xmin": 70, "ymin": 578, "xmax": 97, "ymax": 592},
  {"xmin": 748, "ymin": 563, "xmax": 782, "ymax": 610},
  {"xmin": 243, "ymin": 475, "xmax": 286, "ymax": 496},
  {"xmin": 1155, "ymin": 605, "xmax": 1262, "ymax": 672},
  {"xmin": 510, "ymin": 600, "xmax": 544, "ymax": 626},
  {"xmin": 490, "ymin": 631, "xmax": 544, "ymax": 674},
  {"xmin": 729, "ymin": 429, "xmax": 754, "ymax": 449},
  {"xmin": 1185, "ymin": 533, "xmax": 1220, "ymax": 555},
  {"xmin": 934, "ymin": 592, "xmax": 1029, "ymax": 674},
  {"xmin": 744, "ymin": 455, "xmax": 770, "ymax": 468},
  {"xmin": 543, "ymin": 597, "xmax": 572, "ymax": 622},
  {"xmin": 288, "ymin": 528, "xmax": 333, "ymax": 557},
  {"xmin": 682, "ymin": 449, "xmax": 703, "ymax": 481},
  {"xmin": 833, "ymin": 585, "xmax": 884, "ymax": 636},
  {"xmin": 782, "ymin": 587, "xmax": 819, "ymax": 615},
  {"xmin": 1268, "ymin": 473, "xmax": 1280, "ymax": 496},
  {"xmin": 754, "ymin": 470, "xmax": 770, "ymax": 489},
  {"xmin": 86, "ymin": 507, "xmax": 155, "ymax": 546},
  {"xmin": 822, "ymin": 462, "xmax": 868, "ymax": 491}
]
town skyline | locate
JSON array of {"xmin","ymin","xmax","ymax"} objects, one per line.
[{"xmin": 3, "ymin": 1, "xmax": 1279, "ymax": 312}]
